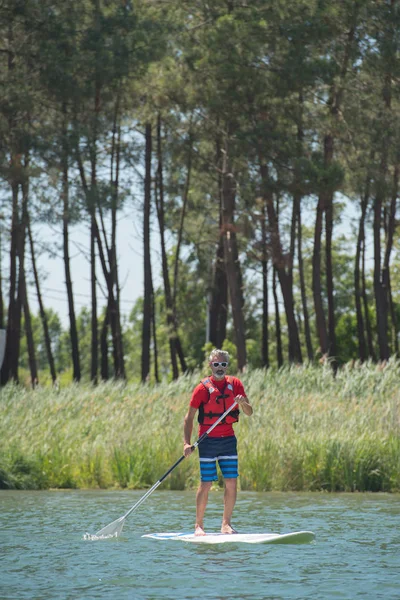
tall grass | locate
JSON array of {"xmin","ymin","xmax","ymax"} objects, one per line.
[{"xmin": 0, "ymin": 361, "xmax": 399, "ymax": 492}]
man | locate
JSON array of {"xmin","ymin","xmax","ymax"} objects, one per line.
[{"xmin": 183, "ymin": 348, "xmax": 253, "ymax": 536}]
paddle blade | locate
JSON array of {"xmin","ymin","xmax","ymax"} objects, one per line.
[{"xmin": 94, "ymin": 515, "xmax": 126, "ymax": 539}]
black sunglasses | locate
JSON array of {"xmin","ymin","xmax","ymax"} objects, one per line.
[{"xmin": 212, "ymin": 361, "xmax": 228, "ymax": 368}]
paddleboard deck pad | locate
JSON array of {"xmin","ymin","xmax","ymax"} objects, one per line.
[{"xmin": 142, "ymin": 531, "xmax": 315, "ymax": 544}]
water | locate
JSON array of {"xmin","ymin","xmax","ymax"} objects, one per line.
[{"xmin": 1, "ymin": 490, "xmax": 399, "ymax": 600}]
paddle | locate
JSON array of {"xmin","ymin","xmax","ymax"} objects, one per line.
[{"xmin": 93, "ymin": 400, "xmax": 238, "ymax": 539}]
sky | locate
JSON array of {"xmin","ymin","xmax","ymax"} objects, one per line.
[
  {"xmin": 23, "ymin": 193, "xmax": 359, "ymax": 330},
  {"xmin": 27, "ymin": 207, "xmax": 157, "ymax": 328}
]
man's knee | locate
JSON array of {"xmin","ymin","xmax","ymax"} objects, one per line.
[
  {"xmin": 199, "ymin": 481, "xmax": 213, "ymax": 492},
  {"xmin": 224, "ymin": 478, "xmax": 237, "ymax": 490}
]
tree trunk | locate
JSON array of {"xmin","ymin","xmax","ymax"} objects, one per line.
[
  {"xmin": 27, "ymin": 217, "xmax": 57, "ymax": 383},
  {"xmin": 288, "ymin": 178, "xmax": 297, "ymax": 362},
  {"xmin": 324, "ymin": 134, "xmax": 336, "ymax": 364},
  {"xmin": 208, "ymin": 133, "xmax": 228, "ymax": 348},
  {"xmin": 0, "ymin": 181, "xmax": 19, "ymax": 385},
  {"xmin": 293, "ymin": 89, "xmax": 313, "ymax": 361},
  {"xmin": 74, "ymin": 20, "xmax": 125, "ymax": 379},
  {"xmin": 261, "ymin": 199, "xmax": 269, "ymax": 368},
  {"xmin": 77, "ymin": 195, "xmax": 124, "ymax": 381},
  {"xmin": 387, "ymin": 273, "xmax": 398, "ymax": 355},
  {"xmin": 90, "ymin": 216, "xmax": 98, "ymax": 383},
  {"xmin": 109, "ymin": 110, "xmax": 125, "ymax": 379},
  {"xmin": 156, "ymin": 115, "xmax": 186, "ymax": 378},
  {"xmin": 296, "ymin": 197, "xmax": 313, "ymax": 360},
  {"xmin": 11, "ymin": 176, "xmax": 26, "ymax": 383},
  {"xmin": 62, "ymin": 103, "xmax": 81, "ymax": 381},
  {"xmin": 1, "ymin": 22, "xmax": 17, "ymax": 385},
  {"xmin": 0, "ymin": 224, "xmax": 3, "ymax": 329},
  {"xmin": 141, "ymin": 123, "xmax": 152, "ymax": 382},
  {"xmin": 361, "ymin": 232, "xmax": 376, "ymax": 361},
  {"xmin": 221, "ymin": 143, "xmax": 247, "ymax": 370},
  {"xmin": 374, "ymin": 177, "xmax": 389, "ymax": 361},
  {"xmin": 172, "ymin": 130, "xmax": 193, "ymax": 309},
  {"xmin": 75, "ymin": 130, "xmax": 125, "ymax": 380},
  {"xmin": 100, "ymin": 306, "xmax": 109, "ymax": 381},
  {"xmin": 313, "ymin": 11, "xmax": 358, "ymax": 362},
  {"xmin": 151, "ymin": 278, "xmax": 159, "ymax": 383},
  {"xmin": 21, "ymin": 270, "xmax": 37, "ymax": 388},
  {"xmin": 171, "ymin": 134, "xmax": 192, "ymax": 365},
  {"xmin": 312, "ymin": 195, "xmax": 328, "ymax": 357},
  {"xmin": 273, "ymin": 265, "xmax": 283, "ymax": 368},
  {"xmin": 383, "ymin": 163, "xmax": 399, "ymax": 355},
  {"xmin": 260, "ymin": 164, "xmax": 302, "ymax": 363},
  {"xmin": 19, "ymin": 173, "xmax": 37, "ymax": 387},
  {"xmin": 355, "ymin": 180, "xmax": 369, "ymax": 362},
  {"xmin": 90, "ymin": 16, "xmax": 100, "ymax": 384},
  {"xmin": 374, "ymin": 67, "xmax": 392, "ymax": 361},
  {"xmin": 208, "ymin": 235, "xmax": 228, "ymax": 348}
]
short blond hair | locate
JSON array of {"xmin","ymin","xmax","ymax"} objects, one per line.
[{"xmin": 208, "ymin": 348, "xmax": 230, "ymax": 363}]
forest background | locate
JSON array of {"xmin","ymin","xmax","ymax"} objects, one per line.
[{"xmin": 1, "ymin": 0, "xmax": 400, "ymax": 386}]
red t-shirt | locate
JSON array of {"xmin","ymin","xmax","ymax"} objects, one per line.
[{"xmin": 190, "ymin": 376, "xmax": 246, "ymax": 437}]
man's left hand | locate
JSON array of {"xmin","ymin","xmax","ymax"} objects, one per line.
[{"xmin": 235, "ymin": 394, "xmax": 246, "ymax": 406}]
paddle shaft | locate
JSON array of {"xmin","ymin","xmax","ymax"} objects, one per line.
[{"xmin": 121, "ymin": 400, "xmax": 238, "ymax": 521}]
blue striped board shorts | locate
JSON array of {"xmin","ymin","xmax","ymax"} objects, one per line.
[{"xmin": 198, "ymin": 436, "xmax": 238, "ymax": 482}]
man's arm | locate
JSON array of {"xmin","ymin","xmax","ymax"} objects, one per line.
[
  {"xmin": 235, "ymin": 394, "xmax": 253, "ymax": 416},
  {"xmin": 183, "ymin": 405, "xmax": 197, "ymax": 456}
]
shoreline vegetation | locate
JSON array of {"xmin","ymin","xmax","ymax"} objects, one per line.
[{"xmin": 1, "ymin": 362, "xmax": 399, "ymax": 493}]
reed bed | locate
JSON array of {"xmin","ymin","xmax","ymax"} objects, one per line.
[{"xmin": 0, "ymin": 361, "xmax": 399, "ymax": 492}]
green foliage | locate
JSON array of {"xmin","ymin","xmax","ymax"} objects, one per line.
[
  {"xmin": 1, "ymin": 363, "xmax": 399, "ymax": 492},
  {"xmin": 2, "ymin": 0, "xmax": 400, "ymax": 385},
  {"xmin": 19, "ymin": 309, "xmax": 68, "ymax": 372},
  {"xmin": 0, "ymin": 449, "xmax": 48, "ymax": 490}
]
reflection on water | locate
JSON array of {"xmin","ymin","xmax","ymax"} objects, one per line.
[{"xmin": 1, "ymin": 490, "xmax": 399, "ymax": 599}]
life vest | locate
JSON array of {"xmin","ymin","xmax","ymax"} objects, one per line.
[{"xmin": 198, "ymin": 376, "xmax": 240, "ymax": 426}]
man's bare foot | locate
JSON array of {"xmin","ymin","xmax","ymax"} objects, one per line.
[
  {"xmin": 194, "ymin": 525, "xmax": 206, "ymax": 536},
  {"xmin": 221, "ymin": 524, "xmax": 237, "ymax": 534}
]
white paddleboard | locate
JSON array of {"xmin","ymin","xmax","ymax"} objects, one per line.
[{"xmin": 142, "ymin": 531, "xmax": 315, "ymax": 544}]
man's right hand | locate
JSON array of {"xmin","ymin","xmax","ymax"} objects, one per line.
[{"xmin": 184, "ymin": 443, "xmax": 193, "ymax": 457}]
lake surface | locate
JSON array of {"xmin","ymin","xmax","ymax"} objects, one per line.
[{"xmin": 1, "ymin": 490, "xmax": 399, "ymax": 599}]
